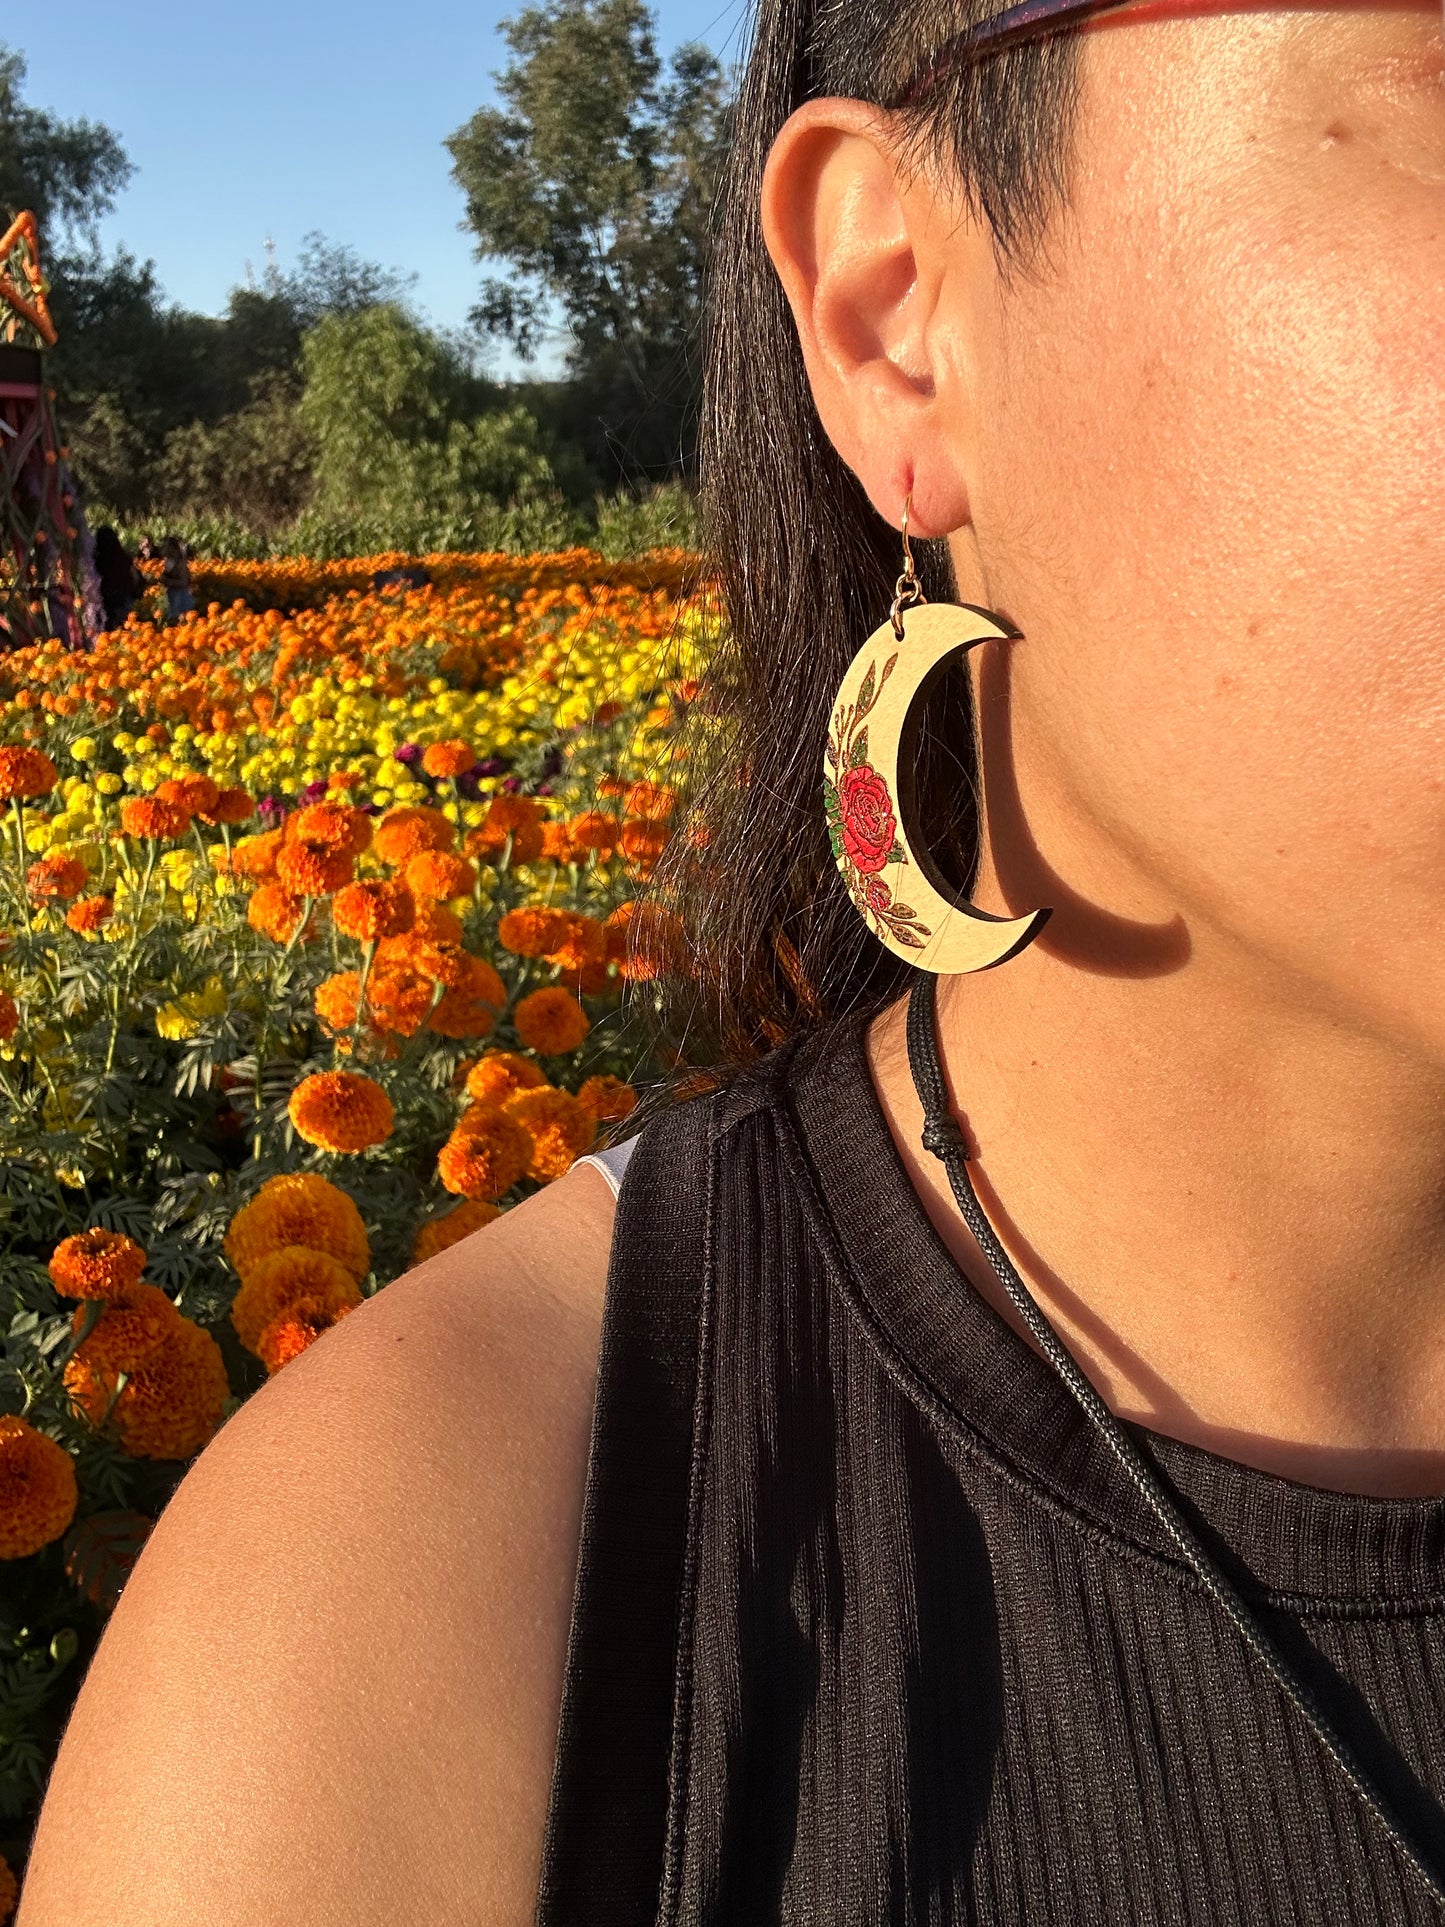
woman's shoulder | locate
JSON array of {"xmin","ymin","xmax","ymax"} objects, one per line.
[{"xmin": 18, "ymin": 1162, "xmax": 621, "ymax": 1926}]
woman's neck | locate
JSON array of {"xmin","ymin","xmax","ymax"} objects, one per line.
[{"xmin": 866, "ymin": 858, "xmax": 1445, "ymax": 1498}]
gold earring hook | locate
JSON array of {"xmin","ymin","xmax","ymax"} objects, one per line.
[{"xmin": 890, "ymin": 490, "xmax": 927, "ymax": 640}]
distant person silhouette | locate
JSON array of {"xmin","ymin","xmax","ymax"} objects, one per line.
[
  {"xmin": 161, "ymin": 536, "xmax": 194, "ymax": 621},
  {"xmin": 94, "ymin": 527, "xmax": 142, "ymax": 633}
]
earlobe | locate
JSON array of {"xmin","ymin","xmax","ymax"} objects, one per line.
[{"xmin": 760, "ymin": 98, "xmax": 974, "ymax": 538}]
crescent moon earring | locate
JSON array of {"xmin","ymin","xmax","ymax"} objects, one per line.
[{"xmin": 822, "ymin": 495, "xmax": 1052, "ymax": 973}]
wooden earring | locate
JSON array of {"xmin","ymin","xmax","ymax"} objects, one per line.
[{"xmin": 822, "ymin": 497, "xmax": 1052, "ymax": 974}]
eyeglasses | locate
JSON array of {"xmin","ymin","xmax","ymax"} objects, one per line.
[{"xmin": 890, "ymin": 0, "xmax": 1445, "ymax": 106}]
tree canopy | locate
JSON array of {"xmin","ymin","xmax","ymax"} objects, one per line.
[{"xmin": 447, "ymin": 0, "xmax": 731, "ymax": 487}]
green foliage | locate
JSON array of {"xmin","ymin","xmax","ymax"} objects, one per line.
[
  {"xmin": 298, "ymin": 304, "xmax": 556, "ymax": 539},
  {"xmin": 446, "ymin": 0, "xmax": 732, "ymax": 487},
  {"xmin": 0, "ymin": 43, "xmax": 130, "ymax": 245}
]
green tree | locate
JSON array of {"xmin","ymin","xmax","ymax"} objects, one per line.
[
  {"xmin": 446, "ymin": 0, "xmax": 730, "ymax": 488},
  {"xmin": 298, "ymin": 304, "xmax": 556, "ymax": 549},
  {"xmin": 0, "ymin": 43, "xmax": 130, "ymax": 246}
]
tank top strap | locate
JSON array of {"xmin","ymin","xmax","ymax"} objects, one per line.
[{"xmin": 534, "ymin": 1080, "xmax": 723, "ymax": 1926}]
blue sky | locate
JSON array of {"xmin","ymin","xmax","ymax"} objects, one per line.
[{"xmin": 7, "ymin": 0, "xmax": 752, "ymax": 369}]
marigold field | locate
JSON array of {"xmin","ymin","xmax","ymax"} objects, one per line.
[{"xmin": 0, "ymin": 547, "xmax": 707, "ymax": 1904}]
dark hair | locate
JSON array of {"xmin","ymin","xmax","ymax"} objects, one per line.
[{"xmin": 650, "ymin": 0, "xmax": 1085, "ymax": 1071}]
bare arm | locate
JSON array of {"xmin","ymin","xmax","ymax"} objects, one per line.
[{"xmin": 17, "ymin": 1163, "xmax": 618, "ymax": 1926}]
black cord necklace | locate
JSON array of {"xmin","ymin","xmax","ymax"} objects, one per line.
[{"xmin": 905, "ymin": 969, "xmax": 1445, "ymax": 1912}]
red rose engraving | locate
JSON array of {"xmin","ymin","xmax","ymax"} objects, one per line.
[
  {"xmin": 838, "ymin": 764, "xmax": 897, "ymax": 875},
  {"xmin": 864, "ymin": 875, "xmax": 892, "ymax": 912}
]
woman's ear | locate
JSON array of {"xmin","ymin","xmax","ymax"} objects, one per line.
[{"xmin": 760, "ymin": 97, "xmax": 981, "ymax": 538}]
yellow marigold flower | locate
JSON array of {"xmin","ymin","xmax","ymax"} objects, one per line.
[
  {"xmin": 403, "ymin": 849, "xmax": 476, "ymax": 901},
  {"xmin": 567, "ymin": 810, "xmax": 621, "ymax": 857},
  {"xmin": 315, "ymin": 970, "xmax": 361, "ymax": 1032},
  {"xmin": 421, "ymin": 739, "xmax": 475, "ymax": 778},
  {"xmin": 372, "ymin": 805, "xmax": 454, "ymax": 866},
  {"xmin": 288, "ymin": 1070, "xmax": 394, "ymax": 1153},
  {"xmin": 504, "ymin": 1085, "xmax": 596, "ymax": 1183},
  {"xmin": 276, "ymin": 832, "xmax": 354, "ymax": 898},
  {"xmin": 231, "ymin": 1246, "xmax": 363, "ymax": 1354},
  {"xmin": 155, "ymin": 973, "xmax": 226, "ymax": 1041},
  {"xmin": 578, "ymin": 1074, "xmax": 639, "ymax": 1125},
  {"xmin": 497, "ymin": 905, "xmax": 572, "ymax": 958},
  {"xmin": 257, "ymin": 1293, "xmax": 357, "ymax": 1375},
  {"xmin": 247, "ymin": 880, "xmax": 310, "ymax": 943},
  {"xmin": 411, "ymin": 1199, "xmax": 502, "ymax": 1264},
  {"xmin": 66, "ymin": 894, "xmax": 114, "ymax": 935},
  {"xmin": 49, "ymin": 1228, "xmax": 147, "ymax": 1301},
  {"xmin": 465, "ymin": 1050, "xmax": 547, "ymax": 1108},
  {"xmin": 229, "ymin": 828, "xmax": 284, "ymax": 878},
  {"xmin": 225, "ymin": 1171, "xmax": 369, "ymax": 1285},
  {"xmin": 513, "ymin": 986, "xmax": 590, "ymax": 1056},
  {"xmin": 70, "ymin": 1280, "xmax": 181, "ymax": 1374},
  {"xmin": 119, "ymin": 795, "xmax": 191, "ymax": 841},
  {"xmin": 332, "ymin": 877, "xmax": 413, "ymax": 941},
  {"xmin": 0, "ymin": 992, "xmax": 18, "ymax": 1042},
  {"xmin": 63, "ymin": 1317, "xmax": 229, "ymax": 1460},
  {"xmin": 0, "ymin": 1414, "xmax": 78, "ymax": 1558},
  {"xmin": 26, "ymin": 850, "xmax": 87, "ymax": 900},
  {"xmin": 0, "ymin": 745, "xmax": 58, "ymax": 802},
  {"xmin": 437, "ymin": 1110, "xmax": 530, "ymax": 1199}
]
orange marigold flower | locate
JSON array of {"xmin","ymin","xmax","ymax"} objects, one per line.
[
  {"xmin": 513, "ymin": 985, "xmax": 590, "ymax": 1056},
  {"xmin": 483, "ymin": 794, "xmax": 544, "ymax": 835},
  {"xmin": 287, "ymin": 800, "xmax": 372, "ymax": 857},
  {"xmin": 158, "ymin": 774, "xmax": 220, "ymax": 817},
  {"xmin": 275, "ymin": 837, "xmax": 353, "ymax": 898},
  {"xmin": 288, "ymin": 1070, "xmax": 394, "ymax": 1153},
  {"xmin": 411, "ymin": 1199, "xmax": 501, "ymax": 1264},
  {"xmin": 465, "ymin": 1050, "xmax": 547, "ymax": 1107},
  {"xmin": 332, "ymin": 877, "xmax": 414, "ymax": 942},
  {"xmin": 0, "ymin": 991, "xmax": 18, "ymax": 1041},
  {"xmin": 538, "ymin": 821, "xmax": 573, "ymax": 863},
  {"xmin": 437, "ymin": 1110, "xmax": 530, "ymax": 1199},
  {"xmin": 578, "ymin": 1074, "xmax": 639, "ymax": 1125},
  {"xmin": 0, "ymin": 745, "xmax": 58, "ymax": 801},
  {"xmin": 597, "ymin": 774, "xmax": 628, "ymax": 798},
  {"xmin": 26, "ymin": 851, "xmax": 87, "ymax": 900},
  {"xmin": 70, "ymin": 1279, "xmax": 181, "ymax": 1374},
  {"xmin": 497, "ymin": 905, "xmax": 572, "ymax": 958},
  {"xmin": 231, "ymin": 1246, "xmax": 363, "ymax": 1353},
  {"xmin": 257, "ymin": 1294, "xmax": 357, "ymax": 1375},
  {"xmin": 0, "ymin": 1414, "xmax": 78, "ymax": 1558},
  {"xmin": 567, "ymin": 811, "xmax": 621, "ymax": 857},
  {"xmin": 503, "ymin": 1085, "xmax": 596, "ymax": 1183},
  {"xmin": 429, "ymin": 951, "xmax": 508, "ymax": 1032},
  {"xmin": 230, "ymin": 828, "xmax": 284, "ymax": 878},
  {"xmin": 372, "ymin": 805, "xmax": 454, "ymax": 866},
  {"xmin": 546, "ymin": 913, "xmax": 607, "ymax": 971},
  {"xmin": 605, "ymin": 900, "xmax": 683, "ymax": 980},
  {"xmin": 202, "ymin": 784, "xmax": 254, "ymax": 825},
  {"xmin": 623, "ymin": 780, "xmax": 677, "ymax": 820},
  {"xmin": 66, "ymin": 893, "xmax": 113, "ymax": 935},
  {"xmin": 247, "ymin": 880, "xmax": 310, "ymax": 943},
  {"xmin": 119, "ymin": 796, "xmax": 191, "ymax": 841},
  {"xmin": 404, "ymin": 849, "xmax": 477, "ymax": 901},
  {"xmin": 619, "ymin": 819, "xmax": 669, "ymax": 878},
  {"xmin": 421, "ymin": 739, "xmax": 475, "ymax": 778},
  {"xmin": 63, "ymin": 1317, "xmax": 229, "ymax": 1460},
  {"xmin": 49, "ymin": 1228, "xmax": 146, "ymax": 1300},
  {"xmin": 224, "ymin": 1171, "xmax": 370, "ymax": 1284},
  {"xmin": 315, "ymin": 970, "xmax": 361, "ymax": 1032},
  {"xmin": 366, "ymin": 966, "xmax": 435, "ymax": 1037}
]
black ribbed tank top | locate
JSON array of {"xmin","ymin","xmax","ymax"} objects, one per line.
[{"xmin": 534, "ymin": 1010, "xmax": 1445, "ymax": 1925}]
